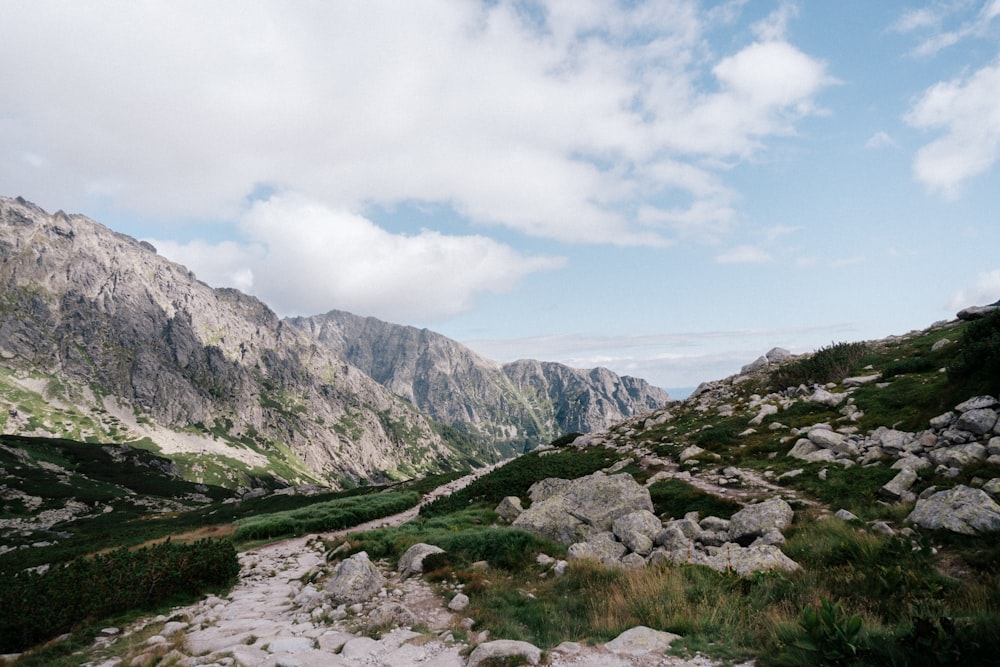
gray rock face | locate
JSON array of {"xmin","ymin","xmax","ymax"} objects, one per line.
[
  {"xmin": 290, "ymin": 310, "xmax": 669, "ymax": 451},
  {"xmin": 513, "ymin": 472, "xmax": 654, "ymax": 546},
  {"xmin": 466, "ymin": 639, "xmax": 542, "ymax": 667},
  {"xmin": 325, "ymin": 552, "xmax": 386, "ymax": 604},
  {"xmin": 396, "ymin": 543, "xmax": 445, "ymax": 577},
  {"xmin": 928, "ymin": 444, "xmax": 988, "ymax": 468},
  {"xmin": 604, "ymin": 626, "xmax": 680, "ymax": 655},
  {"xmin": 955, "ymin": 408, "xmax": 999, "ymax": 436},
  {"xmin": 611, "ymin": 510, "xmax": 662, "ymax": 556},
  {"xmin": 727, "ymin": 498, "xmax": 794, "ymax": 545},
  {"xmin": 878, "ymin": 468, "xmax": 918, "ymax": 501},
  {"xmin": 494, "ymin": 496, "xmax": 524, "ymax": 524},
  {"xmin": 567, "ymin": 532, "xmax": 629, "ymax": 566},
  {"xmin": 907, "ymin": 485, "xmax": 1000, "ymax": 535}
]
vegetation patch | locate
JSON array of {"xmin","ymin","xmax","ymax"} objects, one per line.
[{"xmin": 648, "ymin": 478, "xmax": 741, "ymax": 520}]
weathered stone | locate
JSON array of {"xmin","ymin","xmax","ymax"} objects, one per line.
[
  {"xmin": 526, "ymin": 478, "xmax": 572, "ymax": 503},
  {"xmin": 955, "ymin": 396, "xmax": 998, "ymax": 412},
  {"xmin": 878, "ymin": 468, "xmax": 919, "ymax": 501},
  {"xmin": 808, "ymin": 428, "xmax": 847, "ymax": 450},
  {"xmin": 705, "ymin": 542, "xmax": 800, "ymax": 576},
  {"xmin": 842, "ymin": 374, "xmax": 881, "ymax": 387},
  {"xmin": 612, "ymin": 510, "xmax": 662, "ymax": 556},
  {"xmin": 728, "ymin": 498, "xmax": 794, "ymax": 545},
  {"xmin": 955, "ymin": 408, "xmax": 999, "ymax": 436},
  {"xmin": 567, "ymin": 532, "xmax": 628, "ymax": 566},
  {"xmin": 741, "ymin": 355, "xmax": 769, "ymax": 374},
  {"xmin": 397, "ymin": 543, "xmax": 445, "ymax": 577},
  {"xmin": 605, "ymin": 626, "xmax": 680, "ymax": 655},
  {"xmin": 766, "ymin": 347, "xmax": 792, "ymax": 363},
  {"xmin": 907, "ymin": 485, "xmax": 1000, "ymax": 535},
  {"xmin": 749, "ymin": 404, "xmax": 778, "ymax": 425},
  {"xmin": 957, "ymin": 305, "xmax": 1000, "ymax": 321},
  {"xmin": 655, "ymin": 525, "xmax": 693, "ymax": 552},
  {"xmin": 808, "ymin": 388, "xmax": 846, "ymax": 407},
  {"xmin": 983, "ymin": 478, "xmax": 1000, "ymax": 499},
  {"xmin": 466, "ymin": 640, "xmax": 542, "ymax": 667},
  {"xmin": 679, "ymin": 445, "xmax": 705, "ymax": 462},
  {"xmin": 621, "ymin": 552, "xmax": 647, "ymax": 569},
  {"xmin": 928, "ymin": 444, "xmax": 988, "ymax": 469},
  {"xmin": 494, "ymin": 496, "xmax": 523, "ymax": 524},
  {"xmin": 448, "ymin": 593, "xmax": 469, "ymax": 612},
  {"xmin": 365, "ymin": 602, "xmax": 419, "ymax": 630},
  {"xmin": 890, "ymin": 455, "xmax": 932, "ymax": 472},
  {"xmin": 325, "ymin": 551, "xmax": 386, "ymax": 604},
  {"xmin": 873, "ymin": 427, "xmax": 914, "ymax": 452},
  {"xmin": 699, "ymin": 516, "xmax": 730, "ymax": 533},
  {"xmin": 787, "ymin": 439, "xmax": 820, "ymax": 460},
  {"xmin": 513, "ymin": 472, "xmax": 653, "ymax": 546},
  {"xmin": 929, "ymin": 412, "xmax": 957, "ymax": 430},
  {"xmin": 834, "ymin": 509, "xmax": 860, "ymax": 522}
]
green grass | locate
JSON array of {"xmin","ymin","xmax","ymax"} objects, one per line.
[{"xmin": 648, "ymin": 478, "xmax": 741, "ymax": 520}]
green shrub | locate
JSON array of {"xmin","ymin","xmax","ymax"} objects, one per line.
[
  {"xmin": 648, "ymin": 479, "xmax": 740, "ymax": 520},
  {"xmin": 0, "ymin": 539, "xmax": 238, "ymax": 653},
  {"xmin": 771, "ymin": 342, "xmax": 870, "ymax": 389},
  {"xmin": 948, "ymin": 309, "xmax": 1000, "ymax": 395},
  {"xmin": 788, "ymin": 598, "xmax": 864, "ymax": 666},
  {"xmin": 234, "ymin": 491, "xmax": 419, "ymax": 541}
]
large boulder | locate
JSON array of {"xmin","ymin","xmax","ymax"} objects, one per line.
[
  {"xmin": 325, "ymin": 551, "xmax": 386, "ymax": 604},
  {"xmin": 494, "ymin": 496, "xmax": 524, "ymax": 524},
  {"xmin": 513, "ymin": 472, "xmax": 654, "ymax": 546},
  {"xmin": 955, "ymin": 408, "xmax": 999, "ymax": 436},
  {"xmin": 878, "ymin": 468, "xmax": 919, "ymax": 501},
  {"xmin": 907, "ymin": 485, "xmax": 1000, "ymax": 535},
  {"xmin": 567, "ymin": 532, "xmax": 628, "ymax": 566},
  {"xmin": 705, "ymin": 543, "xmax": 800, "ymax": 576},
  {"xmin": 397, "ymin": 543, "xmax": 445, "ymax": 577},
  {"xmin": 727, "ymin": 498, "xmax": 794, "ymax": 545},
  {"xmin": 928, "ymin": 444, "xmax": 988, "ymax": 469},
  {"xmin": 466, "ymin": 640, "xmax": 542, "ymax": 667},
  {"xmin": 612, "ymin": 510, "xmax": 662, "ymax": 556},
  {"xmin": 604, "ymin": 626, "xmax": 681, "ymax": 656}
]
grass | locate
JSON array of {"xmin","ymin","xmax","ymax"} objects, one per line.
[{"xmin": 648, "ymin": 478, "xmax": 741, "ymax": 520}]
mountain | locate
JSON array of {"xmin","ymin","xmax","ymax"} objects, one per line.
[
  {"xmin": 0, "ymin": 196, "xmax": 669, "ymax": 488},
  {"xmin": 0, "ymin": 196, "xmax": 468, "ymax": 488},
  {"xmin": 288, "ymin": 310, "xmax": 669, "ymax": 451}
]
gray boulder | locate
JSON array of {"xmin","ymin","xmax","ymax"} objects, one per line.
[
  {"xmin": 955, "ymin": 396, "xmax": 998, "ymax": 412},
  {"xmin": 326, "ymin": 552, "xmax": 386, "ymax": 604},
  {"xmin": 907, "ymin": 485, "xmax": 1000, "ymax": 535},
  {"xmin": 955, "ymin": 408, "xmax": 999, "ymax": 436},
  {"xmin": 604, "ymin": 626, "xmax": 680, "ymax": 656},
  {"xmin": 705, "ymin": 543, "xmax": 800, "ymax": 576},
  {"xmin": 766, "ymin": 347, "xmax": 792, "ymax": 363},
  {"xmin": 513, "ymin": 472, "xmax": 654, "ymax": 546},
  {"xmin": 467, "ymin": 640, "xmax": 542, "ymax": 667},
  {"xmin": 567, "ymin": 532, "xmax": 628, "ymax": 566},
  {"xmin": 728, "ymin": 498, "xmax": 794, "ymax": 545},
  {"xmin": 878, "ymin": 468, "xmax": 919, "ymax": 501},
  {"xmin": 612, "ymin": 510, "xmax": 662, "ymax": 556},
  {"xmin": 397, "ymin": 543, "xmax": 445, "ymax": 577},
  {"xmin": 365, "ymin": 601, "xmax": 419, "ymax": 630},
  {"xmin": 928, "ymin": 444, "xmax": 988, "ymax": 469},
  {"xmin": 494, "ymin": 496, "xmax": 523, "ymax": 524},
  {"xmin": 527, "ymin": 477, "xmax": 572, "ymax": 503}
]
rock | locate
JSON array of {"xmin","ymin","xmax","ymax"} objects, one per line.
[
  {"xmin": 397, "ymin": 543, "xmax": 445, "ymax": 577},
  {"xmin": 494, "ymin": 496, "xmax": 523, "ymax": 524},
  {"xmin": 835, "ymin": 509, "xmax": 860, "ymax": 522},
  {"xmin": 983, "ymin": 478, "xmax": 1000, "ymax": 498},
  {"xmin": 526, "ymin": 478, "xmax": 572, "ymax": 503},
  {"xmin": 890, "ymin": 455, "xmax": 931, "ymax": 472},
  {"xmin": 787, "ymin": 438, "xmax": 819, "ymax": 460},
  {"xmin": 808, "ymin": 428, "xmax": 855, "ymax": 455},
  {"xmin": 568, "ymin": 532, "xmax": 628, "ymax": 566},
  {"xmin": 874, "ymin": 427, "xmax": 915, "ymax": 452},
  {"xmin": 928, "ymin": 444, "xmax": 988, "ymax": 469},
  {"xmin": 705, "ymin": 543, "xmax": 800, "ymax": 576},
  {"xmin": 957, "ymin": 305, "xmax": 999, "ymax": 321},
  {"xmin": 955, "ymin": 396, "xmax": 999, "ymax": 412},
  {"xmin": 728, "ymin": 498, "xmax": 794, "ymax": 546},
  {"xmin": 655, "ymin": 525, "xmax": 693, "ymax": 552},
  {"xmin": 931, "ymin": 338, "xmax": 952, "ymax": 351},
  {"xmin": 807, "ymin": 388, "xmax": 846, "ymax": 407},
  {"xmin": 605, "ymin": 625, "xmax": 681, "ymax": 655},
  {"xmin": 766, "ymin": 347, "xmax": 792, "ymax": 363},
  {"xmin": 955, "ymin": 408, "xmax": 998, "ymax": 436},
  {"xmin": 907, "ymin": 485, "xmax": 1000, "ymax": 535},
  {"xmin": 365, "ymin": 601, "xmax": 419, "ymax": 630},
  {"xmin": 741, "ymin": 356, "xmax": 770, "ymax": 374},
  {"xmin": 842, "ymin": 374, "xmax": 881, "ymax": 387},
  {"xmin": 749, "ymin": 404, "xmax": 778, "ymax": 425},
  {"xmin": 679, "ymin": 445, "xmax": 705, "ymax": 462},
  {"xmin": 466, "ymin": 639, "xmax": 542, "ymax": 667},
  {"xmin": 513, "ymin": 472, "xmax": 654, "ymax": 546},
  {"xmin": 612, "ymin": 510, "xmax": 662, "ymax": 556},
  {"xmin": 878, "ymin": 468, "xmax": 919, "ymax": 501},
  {"xmin": 929, "ymin": 412, "xmax": 957, "ymax": 430},
  {"xmin": 325, "ymin": 551, "xmax": 386, "ymax": 604},
  {"xmin": 448, "ymin": 593, "xmax": 469, "ymax": 612}
]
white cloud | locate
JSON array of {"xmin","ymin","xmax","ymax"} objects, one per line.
[
  {"xmin": 948, "ymin": 269, "xmax": 1000, "ymax": 309},
  {"xmin": 906, "ymin": 59, "xmax": 1000, "ymax": 196},
  {"xmin": 865, "ymin": 131, "xmax": 898, "ymax": 150},
  {"xmin": 0, "ymin": 0, "xmax": 833, "ymax": 247},
  {"xmin": 892, "ymin": 1, "xmax": 1000, "ymax": 57},
  {"xmin": 153, "ymin": 194, "xmax": 565, "ymax": 321},
  {"xmin": 716, "ymin": 245, "xmax": 773, "ymax": 264}
]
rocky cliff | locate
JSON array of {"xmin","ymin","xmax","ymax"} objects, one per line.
[
  {"xmin": 0, "ymin": 196, "xmax": 462, "ymax": 487},
  {"xmin": 288, "ymin": 310, "xmax": 669, "ymax": 451}
]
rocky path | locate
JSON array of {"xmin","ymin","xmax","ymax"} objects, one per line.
[{"xmin": 81, "ymin": 463, "xmax": 751, "ymax": 667}]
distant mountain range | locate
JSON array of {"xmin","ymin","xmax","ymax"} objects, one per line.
[{"xmin": 0, "ymin": 196, "xmax": 668, "ymax": 488}]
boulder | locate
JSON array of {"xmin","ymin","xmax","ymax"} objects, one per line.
[
  {"xmin": 787, "ymin": 439, "xmax": 819, "ymax": 460},
  {"xmin": 604, "ymin": 626, "xmax": 681, "ymax": 656},
  {"xmin": 955, "ymin": 396, "xmax": 998, "ymax": 412},
  {"xmin": 705, "ymin": 543, "xmax": 800, "ymax": 576},
  {"xmin": 567, "ymin": 532, "xmax": 628, "ymax": 566},
  {"xmin": 957, "ymin": 305, "xmax": 999, "ymax": 321},
  {"xmin": 397, "ymin": 543, "xmax": 445, "ymax": 577},
  {"xmin": 878, "ymin": 468, "xmax": 918, "ymax": 501},
  {"xmin": 466, "ymin": 640, "xmax": 542, "ymax": 667},
  {"xmin": 955, "ymin": 408, "xmax": 998, "ymax": 436},
  {"xmin": 612, "ymin": 510, "xmax": 662, "ymax": 556},
  {"xmin": 907, "ymin": 485, "xmax": 1000, "ymax": 535},
  {"xmin": 325, "ymin": 552, "xmax": 386, "ymax": 604},
  {"xmin": 448, "ymin": 593, "xmax": 470, "ymax": 612},
  {"xmin": 494, "ymin": 496, "xmax": 523, "ymax": 524},
  {"xmin": 807, "ymin": 388, "xmax": 846, "ymax": 407},
  {"xmin": 928, "ymin": 444, "xmax": 988, "ymax": 469},
  {"xmin": 741, "ymin": 355, "xmax": 770, "ymax": 374},
  {"xmin": 527, "ymin": 478, "xmax": 572, "ymax": 503},
  {"xmin": 513, "ymin": 472, "xmax": 653, "ymax": 546},
  {"xmin": 365, "ymin": 602, "xmax": 419, "ymax": 630},
  {"xmin": 808, "ymin": 428, "xmax": 856, "ymax": 455},
  {"xmin": 679, "ymin": 445, "xmax": 705, "ymax": 462},
  {"xmin": 728, "ymin": 498, "xmax": 794, "ymax": 546},
  {"xmin": 766, "ymin": 347, "xmax": 792, "ymax": 363}
]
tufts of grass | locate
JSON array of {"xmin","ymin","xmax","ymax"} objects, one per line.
[{"xmin": 648, "ymin": 478, "xmax": 741, "ymax": 520}]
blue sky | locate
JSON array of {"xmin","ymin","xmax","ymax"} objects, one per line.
[{"xmin": 2, "ymin": 1, "xmax": 999, "ymax": 393}]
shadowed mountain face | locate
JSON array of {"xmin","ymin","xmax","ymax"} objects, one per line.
[
  {"xmin": 0, "ymin": 196, "xmax": 668, "ymax": 486},
  {"xmin": 289, "ymin": 310, "xmax": 669, "ymax": 451}
]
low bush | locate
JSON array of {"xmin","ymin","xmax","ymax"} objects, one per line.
[
  {"xmin": 770, "ymin": 342, "xmax": 870, "ymax": 390},
  {"xmin": 0, "ymin": 539, "xmax": 238, "ymax": 653},
  {"xmin": 648, "ymin": 478, "xmax": 740, "ymax": 520},
  {"xmin": 233, "ymin": 491, "xmax": 419, "ymax": 541}
]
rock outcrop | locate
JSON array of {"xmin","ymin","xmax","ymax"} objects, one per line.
[{"xmin": 907, "ymin": 485, "xmax": 1000, "ymax": 535}]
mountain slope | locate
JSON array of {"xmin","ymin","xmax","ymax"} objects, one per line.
[
  {"xmin": 288, "ymin": 310, "xmax": 669, "ymax": 450},
  {"xmin": 0, "ymin": 196, "xmax": 465, "ymax": 487}
]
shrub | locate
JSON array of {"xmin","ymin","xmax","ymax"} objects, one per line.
[
  {"xmin": 771, "ymin": 342, "xmax": 870, "ymax": 390},
  {"xmin": 648, "ymin": 479, "xmax": 740, "ymax": 520},
  {"xmin": 789, "ymin": 598, "xmax": 864, "ymax": 666},
  {"xmin": 233, "ymin": 491, "xmax": 419, "ymax": 541},
  {"xmin": 948, "ymin": 309, "xmax": 1000, "ymax": 395},
  {"xmin": 0, "ymin": 539, "xmax": 238, "ymax": 653}
]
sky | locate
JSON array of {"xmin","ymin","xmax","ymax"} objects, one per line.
[{"xmin": 2, "ymin": 1, "xmax": 999, "ymax": 394}]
